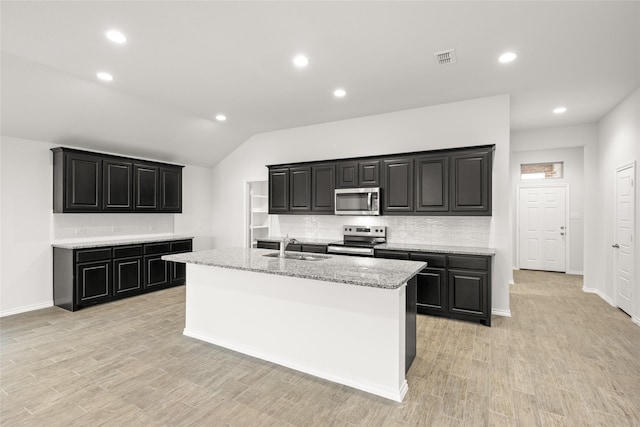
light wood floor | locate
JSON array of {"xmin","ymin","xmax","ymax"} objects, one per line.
[{"xmin": 1, "ymin": 270, "xmax": 639, "ymax": 426}]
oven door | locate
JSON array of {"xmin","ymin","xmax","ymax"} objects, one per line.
[{"xmin": 334, "ymin": 188, "xmax": 380, "ymax": 215}]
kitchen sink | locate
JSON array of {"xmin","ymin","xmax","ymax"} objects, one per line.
[{"xmin": 263, "ymin": 252, "xmax": 331, "ymax": 261}]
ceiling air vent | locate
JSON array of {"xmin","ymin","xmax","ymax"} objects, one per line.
[{"xmin": 434, "ymin": 49, "xmax": 457, "ymax": 65}]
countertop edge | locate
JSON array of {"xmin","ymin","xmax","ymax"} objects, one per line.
[
  {"xmin": 162, "ymin": 253, "xmax": 426, "ymax": 290},
  {"xmin": 52, "ymin": 235, "xmax": 194, "ymax": 249}
]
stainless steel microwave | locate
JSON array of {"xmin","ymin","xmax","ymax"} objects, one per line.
[{"xmin": 334, "ymin": 188, "xmax": 381, "ymax": 216}]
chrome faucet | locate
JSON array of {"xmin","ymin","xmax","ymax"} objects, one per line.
[{"xmin": 280, "ymin": 234, "xmax": 298, "ymax": 258}]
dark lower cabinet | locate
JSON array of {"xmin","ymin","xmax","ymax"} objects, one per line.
[
  {"xmin": 145, "ymin": 255, "xmax": 170, "ymax": 288},
  {"xmin": 77, "ymin": 261, "xmax": 112, "ymax": 306},
  {"xmin": 53, "ymin": 238, "xmax": 192, "ymax": 311},
  {"xmin": 255, "ymin": 240, "xmax": 328, "ymax": 254},
  {"xmin": 113, "ymin": 257, "xmax": 143, "ymax": 297},
  {"xmin": 405, "ymin": 276, "xmax": 417, "ymax": 373},
  {"xmin": 448, "ymin": 270, "xmax": 488, "ymax": 319},
  {"xmin": 375, "ymin": 249, "xmax": 492, "ymax": 326},
  {"xmin": 416, "ymin": 268, "xmax": 447, "ymax": 315}
]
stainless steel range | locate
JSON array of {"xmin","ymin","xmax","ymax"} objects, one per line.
[{"xmin": 327, "ymin": 225, "xmax": 386, "ymax": 257}]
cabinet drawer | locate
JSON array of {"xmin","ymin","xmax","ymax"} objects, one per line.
[
  {"xmin": 144, "ymin": 242, "xmax": 170, "ymax": 255},
  {"xmin": 301, "ymin": 244, "xmax": 327, "ymax": 254},
  {"xmin": 76, "ymin": 248, "xmax": 112, "ymax": 263},
  {"xmin": 409, "ymin": 252, "xmax": 446, "ymax": 268},
  {"xmin": 448, "ymin": 255, "xmax": 489, "ymax": 271},
  {"xmin": 375, "ymin": 249, "xmax": 410, "ymax": 260},
  {"xmin": 257, "ymin": 241, "xmax": 280, "ymax": 250},
  {"xmin": 113, "ymin": 245, "xmax": 143, "ymax": 259},
  {"xmin": 170, "ymin": 240, "xmax": 192, "ymax": 253}
]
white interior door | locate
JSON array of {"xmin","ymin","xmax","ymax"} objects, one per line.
[
  {"xmin": 614, "ymin": 164, "xmax": 635, "ymax": 315},
  {"xmin": 519, "ymin": 186, "xmax": 567, "ymax": 272}
]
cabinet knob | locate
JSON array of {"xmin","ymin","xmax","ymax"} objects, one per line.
[{"xmin": 612, "ymin": 243, "xmax": 620, "ymax": 248}]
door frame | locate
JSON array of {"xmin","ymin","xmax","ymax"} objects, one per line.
[
  {"xmin": 613, "ymin": 161, "xmax": 636, "ymax": 316},
  {"xmin": 515, "ymin": 183, "xmax": 570, "ymax": 272}
]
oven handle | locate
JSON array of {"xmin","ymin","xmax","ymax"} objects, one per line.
[{"xmin": 327, "ymin": 246, "xmax": 374, "ymax": 256}]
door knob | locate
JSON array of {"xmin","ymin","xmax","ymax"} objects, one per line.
[{"xmin": 612, "ymin": 244, "xmax": 620, "ymax": 248}]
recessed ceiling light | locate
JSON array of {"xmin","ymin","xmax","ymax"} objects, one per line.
[
  {"xmin": 553, "ymin": 107, "xmax": 567, "ymax": 114},
  {"xmin": 96, "ymin": 72, "xmax": 114, "ymax": 81},
  {"xmin": 105, "ymin": 29, "xmax": 127, "ymax": 44},
  {"xmin": 333, "ymin": 88, "xmax": 346, "ymax": 98},
  {"xmin": 215, "ymin": 114, "xmax": 227, "ymax": 122},
  {"xmin": 498, "ymin": 52, "xmax": 517, "ymax": 63},
  {"xmin": 292, "ymin": 55, "xmax": 309, "ymax": 68}
]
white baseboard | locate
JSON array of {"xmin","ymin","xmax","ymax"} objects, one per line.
[
  {"xmin": 0, "ymin": 301, "xmax": 53, "ymax": 318},
  {"xmin": 184, "ymin": 328, "xmax": 408, "ymax": 402},
  {"xmin": 582, "ymin": 287, "xmax": 615, "ymax": 307},
  {"xmin": 492, "ymin": 308, "xmax": 511, "ymax": 317},
  {"xmin": 566, "ymin": 270, "xmax": 584, "ymax": 276},
  {"xmin": 632, "ymin": 316, "xmax": 640, "ymax": 327}
]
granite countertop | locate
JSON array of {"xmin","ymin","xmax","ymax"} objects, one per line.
[
  {"xmin": 52, "ymin": 235, "xmax": 194, "ymax": 249},
  {"xmin": 163, "ymin": 247, "xmax": 426, "ymax": 290},
  {"xmin": 257, "ymin": 237, "xmax": 337, "ymax": 245},
  {"xmin": 375, "ymin": 243, "xmax": 495, "ymax": 256}
]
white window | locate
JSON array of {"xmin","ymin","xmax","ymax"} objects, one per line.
[{"xmin": 520, "ymin": 162, "xmax": 563, "ymax": 180}]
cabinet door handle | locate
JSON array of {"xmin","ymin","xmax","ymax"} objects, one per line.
[{"xmin": 612, "ymin": 244, "xmax": 620, "ymax": 248}]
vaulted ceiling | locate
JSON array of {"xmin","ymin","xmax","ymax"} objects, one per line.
[{"xmin": 2, "ymin": 1, "xmax": 638, "ymax": 167}]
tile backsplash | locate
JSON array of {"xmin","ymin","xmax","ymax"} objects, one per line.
[
  {"xmin": 52, "ymin": 213, "xmax": 174, "ymax": 241},
  {"xmin": 272, "ymin": 215, "xmax": 492, "ymax": 247}
]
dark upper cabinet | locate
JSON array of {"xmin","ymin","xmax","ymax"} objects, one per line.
[
  {"xmin": 52, "ymin": 148, "xmax": 183, "ymax": 214},
  {"xmin": 358, "ymin": 160, "xmax": 380, "ymax": 187},
  {"xmin": 450, "ymin": 149, "xmax": 492, "ymax": 214},
  {"xmin": 160, "ymin": 167, "xmax": 182, "ymax": 212},
  {"xmin": 289, "ymin": 166, "xmax": 312, "ymax": 212},
  {"xmin": 415, "ymin": 154, "xmax": 449, "ymax": 212},
  {"xmin": 336, "ymin": 161, "xmax": 358, "ymax": 188},
  {"xmin": 60, "ymin": 151, "xmax": 102, "ymax": 212},
  {"xmin": 266, "ymin": 144, "xmax": 493, "ymax": 216},
  {"xmin": 312, "ymin": 163, "xmax": 335, "ymax": 212},
  {"xmin": 134, "ymin": 164, "xmax": 159, "ymax": 211},
  {"xmin": 103, "ymin": 159, "xmax": 133, "ymax": 212},
  {"xmin": 269, "ymin": 168, "xmax": 289, "ymax": 213},
  {"xmin": 336, "ymin": 160, "xmax": 380, "ymax": 188},
  {"xmin": 383, "ymin": 157, "xmax": 414, "ymax": 213}
]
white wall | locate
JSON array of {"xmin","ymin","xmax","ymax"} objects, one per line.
[
  {"xmin": 510, "ymin": 141, "xmax": 588, "ymax": 274},
  {"xmin": 211, "ymin": 95, "xmax": 512, "ymax": 315},
  {"xmin": 594, "ymin": 86, "xmax": 640, "ymax": 323},
  {"xmin": 0, "ymin": 135, "xmax": 214, "ymax": 316}
]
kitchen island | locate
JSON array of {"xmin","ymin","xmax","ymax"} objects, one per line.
[{"xmin": 162, "ymin": 247, "xmax": 426, "ymax": 401}]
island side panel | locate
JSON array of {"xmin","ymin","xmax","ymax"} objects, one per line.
[{"xmin": 184, "ymin": 264, "xmax": 408, "ymax": 402}]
